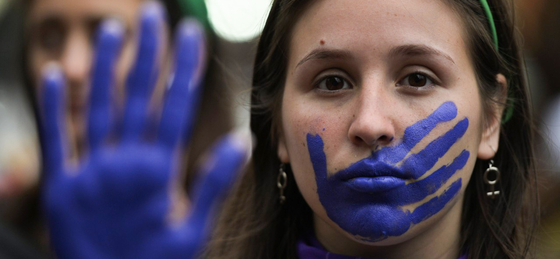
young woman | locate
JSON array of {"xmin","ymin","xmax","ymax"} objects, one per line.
[
  {"xmin": 205, "ymin": 0, "xmax": 538, "ymax": 258},
  {"xmin": 38, "ymin": 0, "xmax": 537, "ymax": 258}
]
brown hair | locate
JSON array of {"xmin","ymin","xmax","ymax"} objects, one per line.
[
  {"xmin": 447, "ymin": 1, "xmax": 539, "ymax": 258},
  {"xmin": 205, "ymin": 0, "xmax": 537, "ymax": 258}
]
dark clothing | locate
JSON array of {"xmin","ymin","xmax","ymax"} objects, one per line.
[
  {"xmin": 0, "ymin": 221, "xmax": 47, "ymax": 259},
  {"xmin": 297, "ymin": 235, "xmax": 467, "ymax": 259}
]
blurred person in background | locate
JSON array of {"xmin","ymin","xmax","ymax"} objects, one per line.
[
  {"xmin": 36, "ymin": 2, "xmax": 251, "ymax": 256},
  {"xmin": 0, "ymin": 0, "xmax": 233, "ymax": 256},
  {"xmin": 516, "ymin": 0, "xmax": 560, "ymax": 258}
]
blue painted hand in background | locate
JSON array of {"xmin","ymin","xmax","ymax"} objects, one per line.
[
  {"xmin": 40, "ymin": 3, "xmax": 248, "ymax": 259},
  {"xmin": 307, "ymin": 102, "xmax": 469, "ymax": 241}
]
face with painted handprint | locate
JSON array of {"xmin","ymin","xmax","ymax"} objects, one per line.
[
  {"xmin": 306, "ymin": 101, "xmax": 470, "ymax": 242},
  {"xmin": 277, "ymin": 0, "xmax": 504, "ymax": 256}
]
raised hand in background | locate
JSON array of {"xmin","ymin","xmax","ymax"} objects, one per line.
[{"xmin": 39, "ymin": 2, "xmax": 249, "ymax": 258}]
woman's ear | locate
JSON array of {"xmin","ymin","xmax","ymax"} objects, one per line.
[
  {"xmin": 477, "ymin": 74, "xmax": 508, "ymax": 160},
  {"xmin": 277, "ymin": 132, "xmax": 290, "ymax": 163}
]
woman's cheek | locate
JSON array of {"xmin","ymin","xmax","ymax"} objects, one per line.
[{"xmin": 284, "ymin": 116, "xmax": 329, "ymax": 188}]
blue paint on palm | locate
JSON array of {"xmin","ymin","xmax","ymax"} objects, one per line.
[
  {"xmin": 307, "ymin": 102, "xmax": 469, "ymax": 241},
  {"xmin": 40, "ymin": 3, "xmax": 246, "ymax": 259}
]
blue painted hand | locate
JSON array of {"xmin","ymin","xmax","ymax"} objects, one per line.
[
  {"xmin": 307, "ymin": 102, "xmax": 469, "ymax": 241},
  {"xmin": 40, "ymin": 3, "xmax": 248, "ymax": 259}
]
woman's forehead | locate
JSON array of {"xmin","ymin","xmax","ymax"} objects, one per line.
[
  {"xmin": 27, "ymin": 0, "xmax": 144, "ymax": 24},
  {"xmin": 288, "ymin": 0, "xmax": 469, "ymax": 69}
]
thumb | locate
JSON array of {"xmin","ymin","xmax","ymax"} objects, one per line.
[{"xmin": 181, "ymin": 131, "xmax": 251, "ymax": 257}]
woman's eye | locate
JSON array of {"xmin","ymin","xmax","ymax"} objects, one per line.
[
  {"xmin": 399, "ymin": 72, "xmax": 435, "ymax": 88},
  {"xmin": 88, "ymin": 19, "xmax": 103, "ymax": 47},
  {"xmin": 317, "ymin": 76, "xmax": 351, "ymax": 91},
  {"xmin": 37, "ymin": 19, "xmax": 66, "ymax": 54}
]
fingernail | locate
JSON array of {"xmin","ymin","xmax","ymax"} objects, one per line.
[
  {"xmin": 177, "ymin": 18, "xmax": 207, "ymax": 91},
  {"xmin": 99, "ymin": 18, "xmax": 125, "ymax": 39},
  {"xmin": 176, "ymin": 18, "xmax": 206, "ymax": 59},
  {"xmin": 41, "ymin": 62, "xmax": 65, "ymax": 110},
  {"xmin": 176, "ymin": 18, "xmax": 205, "ymax": 55},
  {"xmin": 141, "ymin": 1, "xmax": 166, "ymax": 24},
  {"xmin": 42, "ymin": 62, "xmax": 64, "ymax": 84},
  {"xmin": 180, "ymin": 18, "xmax": 204, "ymax": 38}
]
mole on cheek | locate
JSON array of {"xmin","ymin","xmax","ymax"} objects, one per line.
[{"xmin": 320, "ymin": 39, "xmax": 325, "ymax": 45}]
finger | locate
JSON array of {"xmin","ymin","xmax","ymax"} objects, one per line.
[
  {"xmin": 122, "ymin": 1, "xmax": 165, "ymax": 141},
  {"xmin": 401, "ymin": 117, "xmax": 469, "ymax": 179},
  {"xmin": 181, "ymin": 132, "xmax": 250, "ymax": 255},
  {"xmin": 157, "ymin": 19, "xmax": 206, "ymax": 150},
  {"xmin": 381, "ymin": 101, "xmax": 458, "ymax": 164},
  {"xmin": 87, "ymin": 19, "xmax": 124, "ymax": 152},
  {"xmin": 40, "ymin": 64, "xmax": 69, "ymax": 179},
  {"xmin": 409, "ymin": 178, "xmax": 462, "ymax": 224},
  {"xmin": 372, "ymin": 150, "xmax": 469, "ymax": 205},
  {"xmin": 306, "ymin": 134, "xmax": 328, "ymax": 180}
]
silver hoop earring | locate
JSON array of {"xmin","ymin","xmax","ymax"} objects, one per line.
[
  {"xmin": 483, "ymin": 160, "xmax": 501, "ymax": 199},
  {"xmin": 277, "ymin": 164, "xmax": 288, "ymax": 204}
]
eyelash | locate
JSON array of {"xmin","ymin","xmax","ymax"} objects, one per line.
[
  {"xmin": 314, "ymin": 74, "xmax": 353, "ymax": 92},
  {"xmin": 312, "ymin": 71, "xmax": 439, "ymax": 93},
  {"xmin": 396, "ymin": 72, "xmax": 438, "ymax": 90}
]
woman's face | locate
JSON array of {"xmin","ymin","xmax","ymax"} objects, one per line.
[
  {"xmin": 26, "ymin": 0, "xmax": 147, "ymax": 155},
  {"xmin": 278, "ymin": 0, "xmax": 500, "ymax": 251}
]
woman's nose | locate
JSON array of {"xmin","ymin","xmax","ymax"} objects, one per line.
[
  {"xmin": 347, "ymin": 89, "xmax": 396, "ymax": 148},
  {"xmin": 60, "ymin": 30, "xmax": 92, "ymax": 86}
]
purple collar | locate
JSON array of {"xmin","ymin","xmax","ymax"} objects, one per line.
[{"xmin": 296, "ymin": 236, "xmax": 467, "ymax": 259}]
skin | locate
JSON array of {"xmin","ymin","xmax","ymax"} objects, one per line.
[
  {"xmin": 277, "ymin": 0, "xmax": 505, "ymax": 258},
  {"xmin": 26, "ymin": 0, "xmax": 169, "ymax": 158}
]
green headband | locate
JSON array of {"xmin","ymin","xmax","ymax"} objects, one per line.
[
  {"xmin": 480, "ymin": 0, "xmax": 514, "ymax": 123},
  {"xmin": 479, "ymin": 0, "xmax": 499, "ymax": 49}
]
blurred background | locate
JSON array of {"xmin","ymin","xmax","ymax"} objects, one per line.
[{"xmin": 0, "ymin": 0, "xmax": 558, "ymax": 258}]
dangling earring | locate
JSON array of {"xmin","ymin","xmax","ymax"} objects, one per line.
[
  {"xmin": 277, "ymin": 164, "xmax": 288, "ymax": 204},
  {"xmin": 484, "ymin": 160, "xmax": 501, "ymax": 199}
]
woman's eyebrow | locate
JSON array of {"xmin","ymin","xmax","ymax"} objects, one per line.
[
  {"xmin": 28, "ymin": 14, "xmax": 62, "ymax": 28},
  {"xmin": 389, "ymin": 44, "xmax": 455, "ymax": 64},
  {"xmin": 295, "ymin": 44, "xmax": 455, "ymax": 69},
  {"xmin": 296, "ymin": 49, "xmax": 353, "ymax": 69}
]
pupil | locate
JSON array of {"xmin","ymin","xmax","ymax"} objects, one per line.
[
  {"xmin": 409, "ymin": 73, "xmax": 427, "ymax": 87},
  {"xmin": 326, "ymin": 76, "xmax": 343, "ymax": 90}
]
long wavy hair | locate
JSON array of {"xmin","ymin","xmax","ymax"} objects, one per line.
[{"xmin": 205, "ymin": 0, "xmax": 538, "ymax": 258}]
